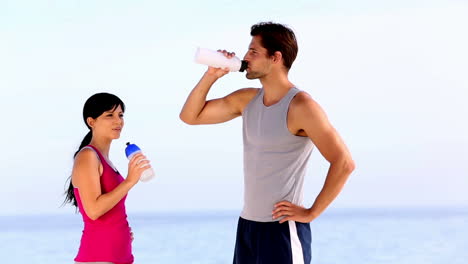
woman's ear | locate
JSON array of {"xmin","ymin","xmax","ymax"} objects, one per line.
[{"xmin": 86, "ymin": 117, "xmax": 95, "ymax": 128}]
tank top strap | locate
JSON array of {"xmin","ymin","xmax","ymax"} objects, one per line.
[
  {"xmin": 83, "ymin": 145, "xmax": 113, "ymax": 171},
  {"xmin": 283, "ymin": 87, "xmax": 301, "ymax": 107},
  {"xmin": 251, "ymin": 88, "xmax": 263, "ymax": 105}
]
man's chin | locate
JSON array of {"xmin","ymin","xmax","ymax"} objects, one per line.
[{"xmin": 246, "ymin": 72, "xmax": 260, "ymax": 80}]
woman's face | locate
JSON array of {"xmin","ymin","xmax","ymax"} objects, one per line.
[{"xmin": 89, "ymin": 105, "xmax": 124, "ymax": 140}]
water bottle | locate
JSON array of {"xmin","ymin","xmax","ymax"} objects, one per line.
[
  {"xmin": 125, "ymin": 142, "xmax": 155, "ymax": 182},
  {"xmin": 194, "ymin": 47, "xmax": 248, "ymax": 72}
]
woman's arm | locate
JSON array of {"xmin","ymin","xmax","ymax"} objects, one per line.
[{"xmin": 72, "ymin": 148, "xmax": 148, "ymax": 220}]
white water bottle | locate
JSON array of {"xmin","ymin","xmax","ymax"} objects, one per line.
[
  {"xmin": 125, "ymin": 142, "xmax": 155, "ymax": 182},
  {"xmin": 194, "ymin": 47, "xmax": 248, "ymax": 72}
]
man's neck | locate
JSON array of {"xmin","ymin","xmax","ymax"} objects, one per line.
[{"xmin": 260, "ymin": 72, "xmax": 295, "ymax": 107}]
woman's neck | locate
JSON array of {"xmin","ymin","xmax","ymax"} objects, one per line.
[{"xmin": 89, "ymin": 138, "xmax": 112, "ymax": 158}]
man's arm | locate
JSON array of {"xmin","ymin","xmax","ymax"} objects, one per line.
[
  {"xmin": 273, "ymin": 92, "xmax": 355, "ymax": 223},
  {"xmin": 180, "ymin": 68, "xmax": 257, "ymax": 125}
]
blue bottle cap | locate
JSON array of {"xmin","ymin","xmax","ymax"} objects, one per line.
[{"xmin": 125, "ymin": 142, "xmax": 141, "ymax": 158}]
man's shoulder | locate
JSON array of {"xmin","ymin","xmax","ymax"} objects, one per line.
[
  {"xmin": 228, "ymin": 87, "xmax": 260, "ymax": 103},
  {"xmin": 233, "ymin": 87, "xmax": 260, "ymax": 97},
  {"xmin": 290, "ymin": 90, "xmax": 323, "ymax": 117},
  {"xmin": 292, "ymin": 90, "xmax": 317, "ymax": 107},
  {"xmin": 227, "ymin": 88, "xmax": 260, "ymax": 114}
]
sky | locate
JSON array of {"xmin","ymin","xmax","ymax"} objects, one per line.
[{"xmin": 0, "ymin": 0, "xmax": 467, "ymax": 216}]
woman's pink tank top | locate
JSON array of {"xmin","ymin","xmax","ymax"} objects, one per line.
[{"xmin": 73, "ymin": 145, "xmax": 133, "ymax": 264}]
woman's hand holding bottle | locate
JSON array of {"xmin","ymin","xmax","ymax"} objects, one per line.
[{"xmin": 126, "ymin": 153, "xmax": 150, "ymax": 186}]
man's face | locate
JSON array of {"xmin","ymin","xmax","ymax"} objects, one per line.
[{"xmin": 243, "ymin": 36, "xmax": 273, "ymax": 80}]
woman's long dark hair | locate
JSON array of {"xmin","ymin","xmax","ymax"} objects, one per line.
[{"xmin": 63, "ymin": 93, "xmax": 125, "ymax": 208}]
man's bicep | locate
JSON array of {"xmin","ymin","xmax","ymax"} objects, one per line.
[
  {"xmin": 196, "ymin": 96, "xmax": 240, "ymax": 124},
  {"xmin": 196, "ymin": 88, "xmax": 257, "ymax": 124},
  {"xmin": 310, "ymin": 124, "xmax": 347, "ymax": 163},
  {"xmin": 301, "ymin": 101, "xmax": 348, "ymax": 163}
]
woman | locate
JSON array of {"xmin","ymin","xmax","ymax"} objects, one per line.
[{"xmin": 64, "ymin": 93, "xmax": 150, "ymax": 264}]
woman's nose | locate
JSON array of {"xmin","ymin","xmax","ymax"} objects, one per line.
[{"xmin": 114, "ymin": 117, "xmax": 123, "ymax": 124}]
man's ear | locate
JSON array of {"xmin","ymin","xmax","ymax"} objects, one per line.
[
  {"xmin": 86, "ymin": 117, "xmax": 95, "ymax": 128},
  {"xmin": 272, "ymin": 51, "xmax": 283, "ymax": 64}
]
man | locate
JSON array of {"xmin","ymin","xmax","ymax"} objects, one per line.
[{"xmin": 180, "ymin": 22, "xmax": 355, "ymax": 264}]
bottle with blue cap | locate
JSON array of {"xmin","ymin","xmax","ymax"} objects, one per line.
[{"xmin": 125, "ymin": 142, "xmax": 155, "ymax": 182}]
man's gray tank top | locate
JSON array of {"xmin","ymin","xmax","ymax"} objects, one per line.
[{"xmin": 241, "ymin": 87, "xmax": 314, "ymax": 222}]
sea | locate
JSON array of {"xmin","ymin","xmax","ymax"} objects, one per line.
[{"xmin": 0, "ymin": 208, "xmax": 467, "ymax": 264}]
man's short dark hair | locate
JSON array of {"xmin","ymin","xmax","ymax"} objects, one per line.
[{"xmin": 250, "ymin": 22, "xmax": 298, "ymax": 70}]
